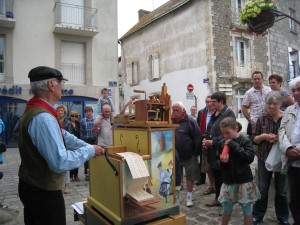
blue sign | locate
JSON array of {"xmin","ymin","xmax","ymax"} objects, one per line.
[
  {"xmin": 0, "ymin": 85, "xmax": 22, "ymax": 95},
  {"xmin": 108, "ymin": 81, "xmax": 117, "ymax": 87}
]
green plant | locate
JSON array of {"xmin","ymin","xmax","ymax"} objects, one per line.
[{"xmin": 239, "ymin": 0, "xmax": 277, "ymax": 25}]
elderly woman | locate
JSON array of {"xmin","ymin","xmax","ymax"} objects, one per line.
[
  {"xmin": 279, "ymin": 76, "xmax": 300, "ymax": 225},
  {"xmin": 268, "ymin": 74, "xmax": 294, "ymax": 111},
  {"xmin": 56, "ymin": 104, "xmax": 72, "ymax": 194},
  {"xmin": 252, "ymin": 91, "xmax": 289, "ymax": 225}
]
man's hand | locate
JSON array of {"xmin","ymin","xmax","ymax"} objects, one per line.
[
  {"xmin": 93, "ymin": 145, "xmax": 105, "ymax": 157},
  {"xmin": 202, "ymin": 139, "xmax": 213, "ymax": 149},
  {"xmin": 268, "ymin": 133, "xmax": 278, "ymax": 143},
  {"xmin": 286, "ymin": 147, "xmax": 300, "ymax": 161}
]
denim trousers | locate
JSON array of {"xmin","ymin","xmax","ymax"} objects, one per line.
[
  {"xmin": 18, "ymin": 180, "xmax": 66, "ymax": 225},
  {"xmin": 252, "ymin": 159, "xmax": 289, "ymax": 222},
  {"xmin": 287, "ymin": 166, "xmax": 300, "ymax": 225}
]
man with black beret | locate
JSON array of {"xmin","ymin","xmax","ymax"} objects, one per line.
[{"xmin": 18, "ymin": 66, "xmax": 105, "ymax": 225}]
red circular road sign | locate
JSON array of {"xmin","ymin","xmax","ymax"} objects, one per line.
[{"xmin": 187, "ymin": 84, "xmax": 194, "ymax": 92}]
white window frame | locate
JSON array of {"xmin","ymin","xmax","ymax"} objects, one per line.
[
  {"xmin": 235, "ymin": 40, "xmax": 246, "ymax": 66},
  {"xmin": 289, "ymin": 9, "xmax": 296, "ymax": 32},
  {"xmin": 126, "ymin": 61, "xmax": 139, "ymax": 85},
  {"xmin": 150, "ymin": 53, "xmax": 160, "ymax": 80},
  {"xmin": 236, "ymin": 0, "xmax": 246, "ymax": 11},
  {"xmin": 132, "ymin": 61, "xmax": 138, "ymax": 84}
]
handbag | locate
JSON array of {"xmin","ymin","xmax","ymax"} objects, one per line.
[
  {"xmin": 265, "ymin": 142, "xmax": 281, "ymax": 172},
  {"xmin": 0, "ymin": 142, "xmax": 6, "ymax": 153}
]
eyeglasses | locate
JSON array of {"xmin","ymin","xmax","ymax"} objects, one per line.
[
  {"xmin": 71, "ymin": 115, "xmax": 78, "ymax": 118},
  {"xmin": 291, "ymin": 87, "xmax": 300, "ymax": 93},
  {"xmin": 52, "ymin": 79, "xmax": 65, "ymax": 87},
  {"xmin": 58, "ymin": 80, "xmax": 65, "ymax": 86}
]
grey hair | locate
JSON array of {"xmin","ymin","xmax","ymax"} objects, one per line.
[
  {"xmin": 31, "ymin": 78, "xmax": 56, "ymax": 97},
  {"xmin": 265, "ymin": 91, "xmax": 283, "ymax": 105},
  {"xmin": 289, "ymin": 76, "xmax": 300, "ymax": 90},
  {"xmin": 172, "ymin": 101, "xmax": 184, "ymax": 109}
]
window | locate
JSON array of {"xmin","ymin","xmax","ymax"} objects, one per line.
[
  {"xmin": 236, "ymin": 40, "xmax": 246, "ymax": 66},
  {"xmin": 235, "ymin": 89, "xmax": 246, "ymax": 119},
  {"xmin": 236, "ymin": 0, "xmax": 246, "ymax": 10},
  {"xmin": 289, "ymin": 9, "xmax": 296, "ymax": 32},
  {"xmin": 288, "ymin": 47, "xmax": 299, "ymax": 80},
  {"xmin": 126, "ymin": 61, "xmax": 138, "ymax": 85},
  {"xmin": 132, "ymin": 61, "xmax": 138, "ymax": 84},
  {"xmin": 0, "ymin": 0, "xmax": 5, "ymax": 16},
  {"xmin": 150, "ymin": 53, "xmax": 160, "ymax": 80},
  {"xmin": 0, "ymin": 0, "xmax": 13, "ymax": 18},
  {"xmin": 61, "ymin": 41, "xmax": 86, "ymax": 84},
  {"xmin": 0, "ymin": 36, "xmax": 5, "ymax": 82}
]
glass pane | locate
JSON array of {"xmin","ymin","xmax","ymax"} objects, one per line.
[{"xmin": 4, "ymin": 102, "xmax": 26, "ymax": 146}]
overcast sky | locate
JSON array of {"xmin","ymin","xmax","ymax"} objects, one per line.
[{"xmin": 117, "ymin": 0, "xmax": 169, "ymax": 38}]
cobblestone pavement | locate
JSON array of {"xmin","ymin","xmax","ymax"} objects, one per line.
[{"xmin": 0, "ymin": 148, "xmax": 293, "ymax": 225}]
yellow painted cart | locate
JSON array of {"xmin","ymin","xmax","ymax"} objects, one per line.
[{"xmin": 86, "ymin": 123, "xmax": 185, "ymax": 225}]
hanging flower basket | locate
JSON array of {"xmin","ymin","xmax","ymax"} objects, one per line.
[
  {"xmin": 247, "ymin": 10, "xmax": 275, "ymax": 32},
  {"xmin": 239, "ymin": 0, "xmax": 277, "ymax": 34}
]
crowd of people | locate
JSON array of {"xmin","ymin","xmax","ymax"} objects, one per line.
[
  {"xmin": 1, "ymin": 66, "xmax": 299, "ymax": 225},
  {"xmin": 173, "ymin": 71, "xmax": 299, "ymax": 225}
]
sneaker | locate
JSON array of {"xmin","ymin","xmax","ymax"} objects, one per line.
[
  {"xmin": 278, "ymin": 221, "xmax": 290, "ymax": 225},
  {"xmin": 0, "ymin": 203, "xmax": 8, "ymax": 208},
  {"xmin": 186, "ymin": 196, "xmax": 193, "ymax": 207},
  {"xmin": 253, "ymin": 218, "xmax": 261, "ymax": 225}
]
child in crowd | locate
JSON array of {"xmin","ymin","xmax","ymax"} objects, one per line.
[
  {"xmin": 96, "ymin": 88, "xmax": 115, "ymax": 120},
  {"xmin": 217, "ymin": 117, "xmax": 260, "ymax": 225}
]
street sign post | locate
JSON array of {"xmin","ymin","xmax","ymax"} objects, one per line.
[
  {"xmin": 187, "ymin": 84, "xmax": 194, "ymax": 92},
  {"xmin": 186, "ymin": 92, "xmax": 194, "ymax": 100}
]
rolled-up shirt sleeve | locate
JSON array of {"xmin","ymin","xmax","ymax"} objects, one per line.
[{"xmin": 29, "ymin": 112, "xmax": 95, "ymax": 173}]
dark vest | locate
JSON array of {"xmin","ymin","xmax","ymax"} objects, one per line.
[{"xmin": 18, "ymin": 106, "xmax": 64, "ymax": 190}]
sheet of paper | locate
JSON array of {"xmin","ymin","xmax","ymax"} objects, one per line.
[
  {"xmin": 71, "ymin": 201, "xmax": 87, "ymax": 215},
  {"xmin": 117, "ymin": 152, "xmax": 149, "ymax": 179}
]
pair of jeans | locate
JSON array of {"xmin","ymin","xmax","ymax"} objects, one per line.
[
  {"xmin": 252, "ymin": 159, "xmax": 289, "ymax": 223},
  {"xmin": 287, "ymin": 166, "xmax": 300, "ymax": 225},
  {"xmin": 18, "ymin": 180, "xmax": 66, "ymax": 225}
]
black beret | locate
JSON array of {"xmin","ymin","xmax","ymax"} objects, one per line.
[{"xmin": 28, "ymin": 66, "xmax": 68, "ymax": 82}]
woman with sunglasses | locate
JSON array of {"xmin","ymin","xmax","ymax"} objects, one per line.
[{"xmin": 68, "ymin": 111, "xmax": 81, "ymax": 182}]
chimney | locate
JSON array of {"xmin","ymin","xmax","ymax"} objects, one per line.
[{"xmin": 138, "ymin": 9, "xmax": 150, "ymax": 21}]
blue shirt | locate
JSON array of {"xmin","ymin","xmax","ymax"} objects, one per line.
[
  {"xmin": 80, "ymin": 117, "xmax": 97, "ymax": 141},
  {"xmin": 29, "ymin": 112, "xmax": 95, "ymax": 173}
]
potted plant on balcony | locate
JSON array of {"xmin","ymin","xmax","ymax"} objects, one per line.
[{"xmin": 239, "ymin": 0, "xmax": 277, "ymax": 33}]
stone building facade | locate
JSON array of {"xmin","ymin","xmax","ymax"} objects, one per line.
[{"xmin": 119, "ymin": 0, "xmax": 299, "ymax": 130}]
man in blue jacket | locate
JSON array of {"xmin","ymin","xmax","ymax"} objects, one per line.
[{"xmin": 171, "ymin": 102, "xmax": 201, "ymax": 207}]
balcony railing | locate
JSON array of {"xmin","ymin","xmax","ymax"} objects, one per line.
[
  {"xmin": 229, "ymin": 60, "xmax": 263, "ymax": 79},
  {"xmin": 61, "ymin": 63, "xmax": 85, "ymax": 84},
  {"xmin": 53, "ymin": 2, "xmax": 98, "ymax": 36},
  {"xmin": 0, "ymin": 0, "xmax": 15, "ymax": 28}
]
